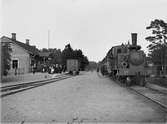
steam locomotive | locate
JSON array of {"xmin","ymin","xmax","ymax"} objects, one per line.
[{"xmin": 100, "ymin": 33, "xmax": 148, "ymax": 86}]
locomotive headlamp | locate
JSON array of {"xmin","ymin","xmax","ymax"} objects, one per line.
[
  {"xmin": 126, "ymin": 77, "xmax": 131, "ymax": 85},
  {"xmin": 127, "ymin": 77, "xmax": 131, "ymax": 81}
]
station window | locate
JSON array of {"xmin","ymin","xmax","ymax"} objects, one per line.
[{"xmin": 12, "ymin": 60, "xmax": 18, "ymax": 69}]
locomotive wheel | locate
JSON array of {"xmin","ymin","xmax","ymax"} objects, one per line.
[
  {"xmin": 139, "ymin": 77, "xmax": 146, "ymax": 86},
  {"xmin": 76, "ymin": 71, "xmax": 79, "ymax": 75},
  {"xmin": 120, "ymin": 78, "xmax": 125, "ymax": 84},
  {"xmin": 69, "ymin": 71, "xmax": 73, "ymax": 75},
  {"xmin": 136, "ymin": 76, "xmax": 145, "ymax": 86},
  {"xmin": 126, "ymin": 82, "xmax": 131, "ymax": 86}
]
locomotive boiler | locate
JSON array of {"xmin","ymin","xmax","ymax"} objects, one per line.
[{"xmin": 101, "ymin": 33, "xmax": 147, "ymax": 86}]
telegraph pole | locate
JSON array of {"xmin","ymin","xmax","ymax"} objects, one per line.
[
  {"xmin": 0, "ymin": 40, "xmax": 2, "ymax": 83},
  {"xmin": 48, "ymin": 30, "xmax": 50, "ymax": 49}
]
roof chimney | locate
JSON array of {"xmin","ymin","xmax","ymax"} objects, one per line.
[
  {"xmin": 131, "ymin": 33, "xmax": 137, "ymax": 46},
  {"xmin": 26, "ymin": 39, "xmax": 30, "ymax": 45},
  {"xmin": 11, "ymin": 33, "xmax": 16, "ymax": 40}
]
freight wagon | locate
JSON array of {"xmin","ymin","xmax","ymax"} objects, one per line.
[{"xmin": 67, "ymin": 59, "xmax": 80, "ymax": 75}]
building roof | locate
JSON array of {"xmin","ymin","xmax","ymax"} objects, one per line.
[
  {"xmin": 1, "ymin": 36, "xmax": 40, "ymax": 56},
  {"xmin": 39, "ymin": 52, "xmax": 51, "ymax": 57}
]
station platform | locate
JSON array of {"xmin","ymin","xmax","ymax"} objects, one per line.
[{"xmin": 0, "ymin": 72, "xmax": 63, "ymax": 88}]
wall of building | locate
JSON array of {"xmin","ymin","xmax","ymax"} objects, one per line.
[{"xmin": 9, "ymin": 43, "xmax": 31, "ymax": 75}]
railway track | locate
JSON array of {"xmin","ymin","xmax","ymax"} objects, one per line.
[
  {"xmin": 130, "ymin": 86, "xmax": 167, "ymax": 111},
  {"xmin": 145, "ymin": 85, "xmax": 167, "ymax": 95},
  {"xmin": 0, "ymin": 74, "xmax": 73, "ymax": 98},
  {"xmin": 114, "ymin": 79, "xmax": 167, "ymax": 112}
]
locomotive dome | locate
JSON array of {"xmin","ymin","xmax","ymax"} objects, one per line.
[{"xmin": 129, "ymin": 52, "xmax": 144, "ymax": 66}]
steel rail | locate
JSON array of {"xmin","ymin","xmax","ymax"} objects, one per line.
[
  {"xmin": 129, "ymin": 87, "xmax": 167, "ymax": 112},
  {"xmin": 0, "ymin": 75, "xmax": 72, "ymax": 98},
  {"xmin": 145, "ymin": 85, "xmax": 167, "ymax": 95},
  {"xmin": 1, "ymin": 74, "xmax": 66, "ymax": 90},
  {"xmin": 1, "ymin": 75, "xmax": 69, "ymax": 92},
  {"xmin": 113, "ymin": 79, "xmax": 167, "ymax": 112}
]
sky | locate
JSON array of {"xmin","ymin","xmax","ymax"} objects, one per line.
[{"xmin": 1, "ymin": 0, "xmax": 167, "ymax": 62}]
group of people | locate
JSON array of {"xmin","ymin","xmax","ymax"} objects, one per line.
[
  {"xmin": 31, "ymin": 64, "xmax": 66, "ymax": 74},
  {"xmin": 42, "ymin": 64, "xmax": 66, "ymax": 74}
]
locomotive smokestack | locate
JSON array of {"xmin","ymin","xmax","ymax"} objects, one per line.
[{"xmin": 131, "ymin": 33, "xmax": 137, "ymax": 46}]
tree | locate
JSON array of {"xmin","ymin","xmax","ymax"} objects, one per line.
[
  {"xmin": 80, "ymin": 56, "xmax": 89, "ymax": 70},
  {"xmin": 86, "ymin": 61, "xmax": 97, "ymax": 71},
  {"xmin": 62, "ymin": 44, "xmax": 74, "ymax": 65},
  {"xmin": 145, "ymin": 19, "xmax": 167, "ymax": 75},
  {"xmin": 1, "ymin": 42, "xmax": 12, "ymax": 75},
  {"xmin": 41, "ymin": 48, "xmax": 49, "ymax": 52},
  {"xmin": 62, "ymin": 44, "xmax": 89, "ymax": 70},
  {"xmin": 49, "ymin": 48, "xmax": 62, "ymax": 65}
]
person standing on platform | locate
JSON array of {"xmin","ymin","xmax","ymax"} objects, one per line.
[{"xmin": 33, "ymin": 64, "xmax": 36, "ymax": 74}]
